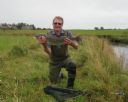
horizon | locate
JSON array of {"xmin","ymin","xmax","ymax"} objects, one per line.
[{"xmin": 0, "ymin": 22, "xmax": 128, "ymax": 30}]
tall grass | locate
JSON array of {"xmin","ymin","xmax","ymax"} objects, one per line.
[
  {"xmin": 0, "ymin": 34, "xmax": 128, "ymax": 102},
  {"xmin": 70, "ymin": 36, "xmax": 128, "ymax": 101}
]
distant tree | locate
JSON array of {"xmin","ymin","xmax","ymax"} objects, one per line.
[
  {"xmin": 17, "ymin": 23, "xmax": 26, "ymax": 29},
  {"xmin": 100, "ymin": 26, "xmax": 104, "ymax": 30},
  {"xmin": 43, "ymin": 28, "xmax": 46, "ymax": 30},
  {"xmin": 1, "ymin": 23, "xmax": 7, "ymax": 26},
  {"xmin": 94, "ymin": 27, "xmax": 99, "ymax": 30},
  {"xmin": 31, "ymin": 24, "xmax": 36, "ymax": 30},
  {"xmin": 0, "ymin": 23, "xmax": 9, "ymax": 30},
  {"xmin": 0, "ymin": 23, "xmax": 36, "ymax": 30},
  {"xmin": 36, "ymin": 28, "xmax": 42, "ymax": 30}
]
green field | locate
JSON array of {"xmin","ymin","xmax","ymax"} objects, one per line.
[
  {"xmin": 0, "ymin": 29, "xmax": 128, "ymax": 36},
  {"xmin": 0, "ymin": 29, "xmax": 128, "ymax": 44},
  {"xmin": 0, "ymin": 30, "xmax": 128, "ymax": 102},
  {"xmin": 71, "ymin": 29, "xmax": 128, "ymax": 44}
]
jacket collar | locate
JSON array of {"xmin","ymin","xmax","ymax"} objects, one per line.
[{"xmin": 52, "ymin": 30, "xmax": 64, "ymax": 36}]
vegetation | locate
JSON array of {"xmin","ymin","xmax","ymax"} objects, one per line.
[
  {"xmin": 0, "ymin": 30, "xmax": 128, "ymax": 102},
  {"xmin": 0, "ymin": 23, "xmax": 36, "ymax": 30},
  {"xmin": 71, "ymin": 29, "xmax": 128, "ymax": 44},
  {"xmin": 0, "ymin": 29, "xmax": 128, "ymax": 44}
]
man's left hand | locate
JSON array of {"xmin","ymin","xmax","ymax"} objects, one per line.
[{"xmin": 64, "ymin": 38, "xmax": 73, "ymax": 45}]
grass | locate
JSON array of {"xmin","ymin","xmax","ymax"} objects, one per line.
[
  {"xmin": 0, "ymin": 29, "xmax": 128, "ymax": 44},
  {"xmin": 0, "ymin": 29, "xmax": 128, "ymax": 36},
  {"xmin": 71, "ymin": 29, "xmax": 128, "ymax": 44},
  {"xmin": 0, "ymin": 30, "xmax": 128, "ymax": 102}
]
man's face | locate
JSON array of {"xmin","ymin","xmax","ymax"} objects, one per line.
[{"xmin": 53, "ymin": 18, "xmax": 63, "ymax": 32}]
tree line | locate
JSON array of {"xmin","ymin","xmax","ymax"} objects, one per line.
[
  {"xmin": 94, "ymin": 26, "xmax": 128, "ymax": 30},
  {"xmin": 0, "ymin": 23, "xmax": 36, "ymax": 30}
]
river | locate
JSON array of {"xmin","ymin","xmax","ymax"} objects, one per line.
[{"xmin": 113, "ymin": 45, "xmax": 128, "ymax": 68}]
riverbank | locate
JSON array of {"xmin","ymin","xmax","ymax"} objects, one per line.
[
  {"xmin": 71, "ymin": 29, "xmax": 128, "ymax": 44},
  {"xmin": 99, "ymin": 35, "xmax": 128, "ymax": 45}
]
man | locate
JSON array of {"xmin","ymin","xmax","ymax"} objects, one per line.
[{"xmin": 38, "ymin": 16, "xmax": 78, "ymax": 89}]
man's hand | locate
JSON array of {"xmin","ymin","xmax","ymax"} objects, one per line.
[
  {"xmin": 64, "ymin": 38, "xmax": 73, "ymax": 45},
  {"xmin": 64, "ymin": 38, "xmax": 78, "ymax": 49},
  {"xmin": 37, "ymin": 36, "xmax": 47, "ymax": 44}
]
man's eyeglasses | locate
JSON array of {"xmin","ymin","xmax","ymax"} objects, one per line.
[{"xmin": 53, "ymin": 22, "xmax": 62, "ymax": 25}]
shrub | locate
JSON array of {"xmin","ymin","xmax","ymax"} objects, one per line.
[{"xmin": 9, "ymin": 45, "xmax": 28, "ymax": 58}]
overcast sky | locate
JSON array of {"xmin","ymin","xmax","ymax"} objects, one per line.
[{"xmin": 0, "ymin": 0, "xmax": 128, "ymax": 29}]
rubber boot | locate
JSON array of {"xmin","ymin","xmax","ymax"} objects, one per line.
[{"xmin": 66, "ymin": 78, "xmax": 75, "ymax": 89}]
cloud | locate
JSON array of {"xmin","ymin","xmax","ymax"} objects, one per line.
[{"xmin": 0, "ymin": 0, "xmax": 128, "ymax": 29}]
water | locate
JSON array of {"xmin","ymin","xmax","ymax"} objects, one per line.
[{"xmin": 113, "ymin": 45, "xmax": 128, "ymax": 68}]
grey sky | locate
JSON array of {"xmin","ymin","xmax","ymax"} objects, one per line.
[{"xmin": 0, "ymin": 0, "xmax": 128, "ymax": 29}]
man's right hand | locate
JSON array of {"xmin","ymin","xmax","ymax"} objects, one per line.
[{"xmin": 38, "ymin": 36, "xmax": 47, "ymax": 44}]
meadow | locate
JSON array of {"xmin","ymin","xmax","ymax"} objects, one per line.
[
  {"xmin": 0, "ymin": 29, "xmax": 128, "ymax": 102},
  {"xmin": 0, "ymin": 29, "xmax": 128, "ymax": 44}
]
